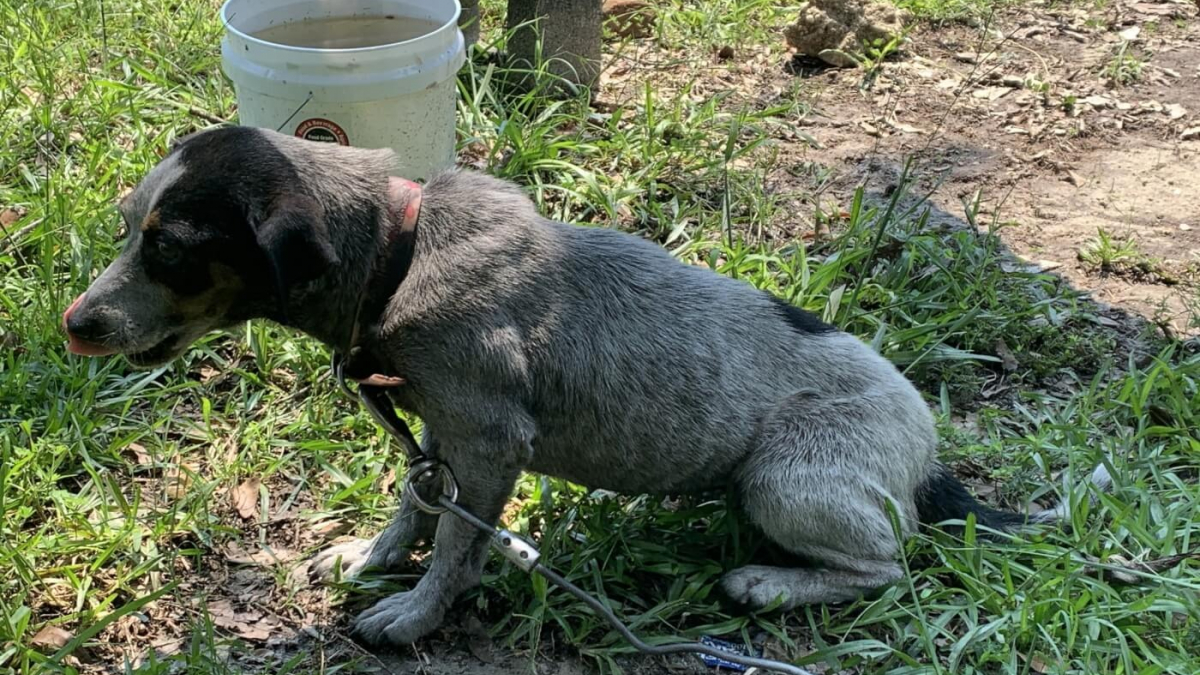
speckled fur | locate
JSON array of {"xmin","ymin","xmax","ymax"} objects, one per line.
[{"xmin": 72, "ymin": 127, "xmax": 1104, "ymax": 648}]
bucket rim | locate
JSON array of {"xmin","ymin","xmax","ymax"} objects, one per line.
[{"xmin": 219, "ymin": 0, "xmax": 462, "ymax": 55}]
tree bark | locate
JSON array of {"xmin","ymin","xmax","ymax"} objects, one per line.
[
  {"xmin": 505, "ymin": 0, "xmax": 602, "ymax": 93},
  {"xmin": 458, "ymin": 0, "xmax": 480, "ymax": 48}
]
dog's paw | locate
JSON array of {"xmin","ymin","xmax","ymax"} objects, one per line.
[
  {"xmin": 719, "ymin": 565, "xmax": 791, "ymax": 611},
  {"xmin": 351, "ymin": 590, "xmax": 445, "ymax": 646},
  {"xmin": 308, "ymin": 538, "xmax": 374, "ymax": 583}
]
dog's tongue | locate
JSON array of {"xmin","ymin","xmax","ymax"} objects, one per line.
[
  {"xmin": 66, "ymin": 334, "xmax": 118, "ymax": 356},
  {"xmin": 62, "ymin": 293, "xmax": 118, "ymax": 357}
]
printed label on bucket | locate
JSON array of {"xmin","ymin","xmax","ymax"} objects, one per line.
[{"xmin": 295, "ymin": 118, "xmax": 350, "ymax": 146}]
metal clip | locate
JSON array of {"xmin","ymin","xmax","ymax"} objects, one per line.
[
  {"xmin": 404, "ymin": 457, "xmax": 459, "ymax": 515},
  {"xmin": 494, "ymin": 529, "xmax": 541, "ymax": 573},
  {"xmin": 358, "ymin": 385, "xmax": 409, "ymax": 440}
]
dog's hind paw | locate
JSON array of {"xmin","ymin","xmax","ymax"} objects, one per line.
[
  {"xmin": 351, "ymin": 590, "xmax": 445, "ymax": 646},
  {"xmin": 308, "ymin": 538, "xmax": 374, "ymax": 583},
  {"xmin": 720, "ymin": 565, "xmax": 792, "ymax": 610}
]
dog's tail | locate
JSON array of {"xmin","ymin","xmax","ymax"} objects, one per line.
[{"xmin": 914, "ymin": 462, "xmax": 1113, "ymax": 533}]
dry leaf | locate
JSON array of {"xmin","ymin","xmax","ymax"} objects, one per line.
[
  {"xmin": 234, "ymin": 622, "xmax": 275, "ymax": 642},
  {"xmin": 0, "ymin": 207, "xmax": 23, "ymax": 229},
  {"xmin": 1180, "ymin": 126, "xmax": 1200, "ymax": 140},
  {"xmin": 126, "ymin": 442, "xmax": 152, "ymax": 466},
  {"xmin": 994, "ymin": 339, "xmax": 1019, "ymax": 372},
  {"xmin": 224, "ymin": 543, "xmax": 299, "ymax": 567},
  {"xmin": 973, "ymin": 86, "xmax": 1012, "ymax": 101},
  {"xmin": 31, "ymin": 625, "xmax": 73, "ymax": 650},
  {"xmin": 1164, "ymin": 103, "xmax": 1187, "ymax": 120},
  {"xmin": 312, "ymin": 519, "xmax": 355, "ymax": 541},
  {"xmin": 163, "ymin": 463, "xmax": 199, "ymax": 501},
  {"xmin": 207, "ymin": 599, "xmax": 278, "ymax": 642},
  {"xmin": 230, "ymin": 478, "xmax": 261, "ymax": 520},
  {"xmin": 379, "ymin": 468, "xmax": 397, "ymax": 495}
]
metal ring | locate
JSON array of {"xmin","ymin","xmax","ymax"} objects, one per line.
[
  {"xmin": 404, "ymin": 458, "xmax": 459, "ymax": 515},
  {"xmin": 332, "ymin": 352, "xmax": 357, "ymax": 401}
]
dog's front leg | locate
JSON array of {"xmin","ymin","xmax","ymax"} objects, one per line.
[
  {"xmin": 352, "ymin": 431, "xmax": 528, "ymax": 646},
  {"xmin": 310, "ymin": 434, "xmax": 444, "ymax": 582},
  {"xmin": 309, "ymin": 484, "xmax": 440, "ymax": 581}
]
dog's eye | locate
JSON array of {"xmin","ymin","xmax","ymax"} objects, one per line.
[{"xmin": 155, "ymin": 236, "xmax": 182, "ymax": 265}]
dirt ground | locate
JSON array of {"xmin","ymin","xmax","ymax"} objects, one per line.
[
  {"xmin": 88, "ymin": 2, "xmax": 1200, "ymax": 674},
  {"xmin": 805, "ymin": 1, "xmax": 1200, "ymax": 339},
  {"xmin": 605, "ymin": 0, "xmax": 1200, "ymax": 339}
]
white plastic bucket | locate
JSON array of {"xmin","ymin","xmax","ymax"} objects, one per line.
[{"xmin": 220, "ymin": 0, "xmax": 465, "ymax": 180}]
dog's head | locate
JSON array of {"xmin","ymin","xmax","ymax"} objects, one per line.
[{"xmin": 63, "ymin": 126, "xmax": 351, "ymax": 368}]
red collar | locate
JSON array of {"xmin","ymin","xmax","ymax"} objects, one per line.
[{"xmin": 342, "ymin": 177, "xmax": 423, "ymax": 387}]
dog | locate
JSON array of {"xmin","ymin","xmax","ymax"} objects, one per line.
[{"xmin": 63, "ymin": 126, "xmax": 1109, "ymax": 646}]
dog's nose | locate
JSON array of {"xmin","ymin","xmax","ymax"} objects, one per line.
[{"xmin": 63, "ymin": 293, "xmax": 118, "ymax": 356}]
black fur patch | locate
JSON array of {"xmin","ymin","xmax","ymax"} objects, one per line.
[
  {"xmin": 915, "ymin": 464, "xmax": 1026, "ymax": 534},
  {"xmin": 145, "ymin": 127, "xmax": 348, "ymax": 320},
  {"xmin": 768, "ymin": 295, "xmax": 837, "ymax": 335}
]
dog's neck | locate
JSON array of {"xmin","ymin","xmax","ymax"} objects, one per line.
[{"xmin": 275, "ymin": 177, "xmax": 417, "ymax": 353}]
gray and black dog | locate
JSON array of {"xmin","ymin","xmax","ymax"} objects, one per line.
[{"xmin": 63, "ymin": 126, "xmax": 1108, "ymax": 646}]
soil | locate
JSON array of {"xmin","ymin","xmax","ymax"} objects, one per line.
[
  {"xmin": 71, "ymin": 1, "xmax": 1200, "ymax": 673},
  {"xmin": 603, "ymin": 0, "xmax": 1200, "ymax": 338}
]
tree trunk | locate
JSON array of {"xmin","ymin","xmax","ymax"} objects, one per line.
[
  {"xmin": 458, "ymin": 0, "xmax": 480, "ymax": 48},
  {"xmin": 505, "ymin": 0, "xmax": 602, "ymax": 93}
]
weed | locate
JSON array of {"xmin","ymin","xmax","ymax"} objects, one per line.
[
  {"xmin": 829, "ymin": 33, "xmax": 908, "ymax": 91},
  {"xmin": 1079, "ymin": 228, "xmax": 1144, "ymax": 272},
  {"xmin": 1104, "ymin": 41, "xmax": 1145, "ymax": 86}
]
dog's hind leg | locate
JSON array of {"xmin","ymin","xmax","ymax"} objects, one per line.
[{"xmin": 721, "ymin": 389, "xmax": 932, "ymax": 610}]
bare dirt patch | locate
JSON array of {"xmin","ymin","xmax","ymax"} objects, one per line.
[{"xmin": 602, "ymin": 0, "xmax": 1200, "ymax": 337}]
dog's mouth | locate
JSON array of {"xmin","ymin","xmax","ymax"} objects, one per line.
[{"xmin": 125, "ymin": 333, "xmax": 182, "ymax": 368}]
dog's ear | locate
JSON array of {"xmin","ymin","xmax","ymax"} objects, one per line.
[
  {"xmin": 166, "ymin": 127, "xmax": 216, "ymax": 155},
  {"xmin": 255, "ymin": 193, "xmax": 339, "ymax": 298}
]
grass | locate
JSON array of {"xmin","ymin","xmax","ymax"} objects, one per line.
[
  {"xmin": 2, "ymin": 1, "xmax": 1198, "ymax": 674},
  {"xmin": 1103, "ymin": 41, "xmax": 1145, "ymax": 87},
  {"xmin": 1079, "ymin": 228, "xmax": 1145, "ymax": 274},
  {"xmin": 893, "ymin": 0, "xmax": 1010, "ymax": 23}
]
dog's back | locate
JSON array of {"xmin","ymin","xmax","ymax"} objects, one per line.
[{"xmin": 388, "ymin": 170, "xmax": 936, "ymax": 497}]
